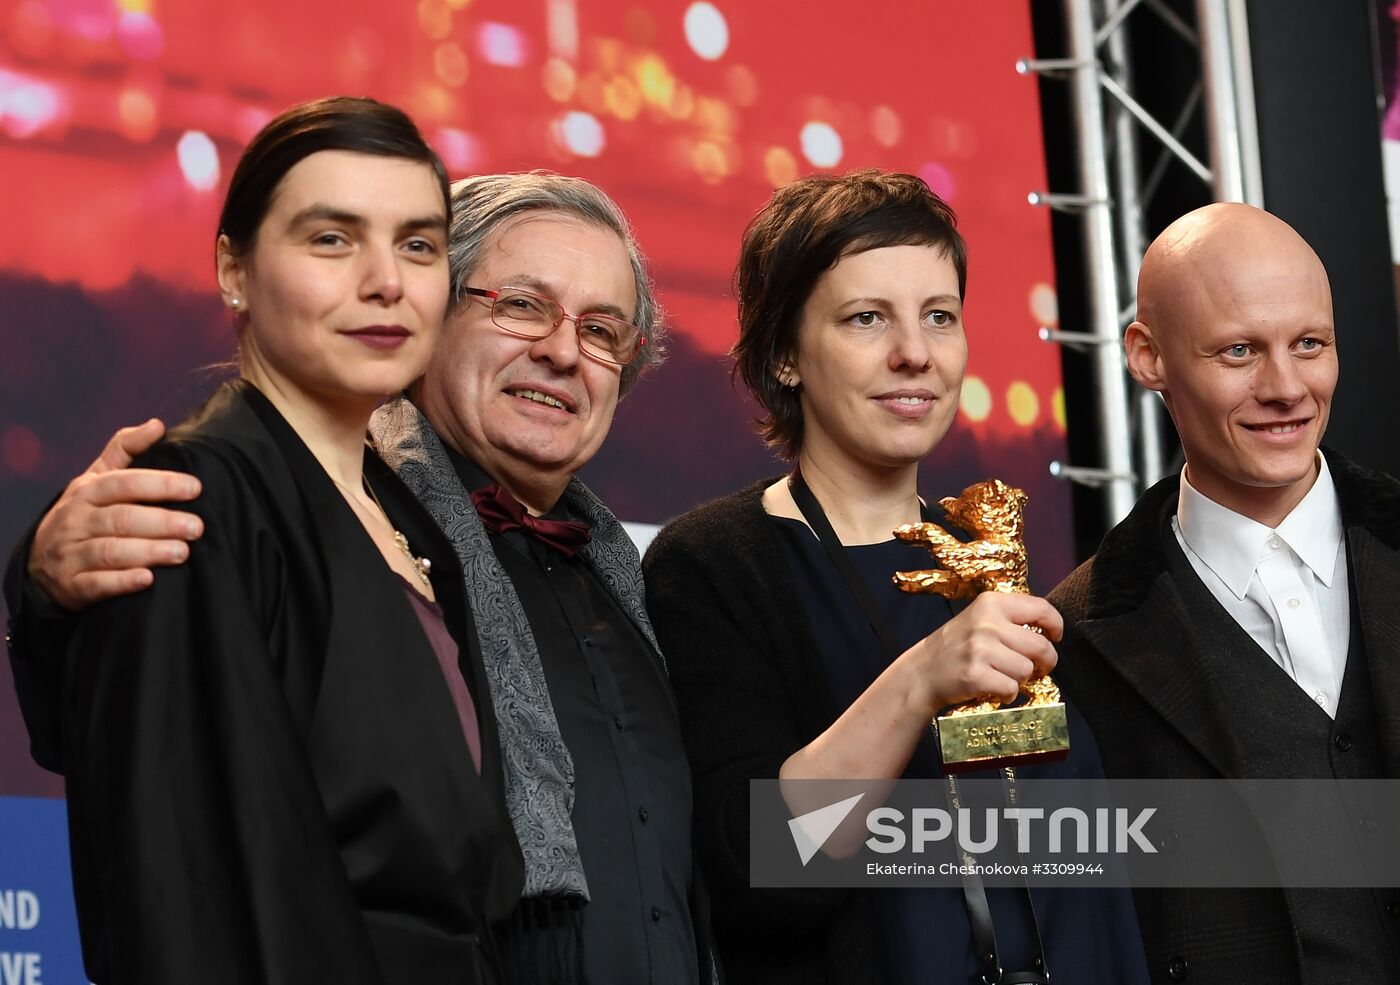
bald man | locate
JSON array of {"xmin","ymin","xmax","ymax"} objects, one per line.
[{"xmin": 1050, "ymin": 203, "xmax": 1400, "ymax": 984}]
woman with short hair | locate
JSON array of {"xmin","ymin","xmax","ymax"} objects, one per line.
[{"xmin": 644, "ymin": 170, "xmax": 1148, "ymax": 985}]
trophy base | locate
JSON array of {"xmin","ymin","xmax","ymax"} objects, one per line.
[{"xmin": 935, "ymin": 701, "xmax": 1071, "ymax": 773}]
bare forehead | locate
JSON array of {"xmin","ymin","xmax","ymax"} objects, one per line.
[
  {"xmin": 1195, "ymin": 237, "xmax": 1330, "ymax": 322},
  {"xmin": 815, "ymin": 243, "xmax": 960, "ymax": 295},
  {"xmin": 269, "ymin": 150, "xmax": 445, "ymax": 218},
  {"xmin": 1141, "ymin": 204, "xmax": 1331, "ymax": 331}
]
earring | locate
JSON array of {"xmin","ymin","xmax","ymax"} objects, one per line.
[{"xmin": 229, "ymin": 297, "xmax": 242, "ymax": 310}]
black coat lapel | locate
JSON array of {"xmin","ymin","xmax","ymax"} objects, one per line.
[
  {"xmin": 1347, "ymin": 528, "xmax": 1400, "ymax": 775},
  {"xmin": 1078, "ymin": 571, "xmax": 1243, "ymax": 777},
  {"xmin": 365, "ymin": 449, "xmax": 506, "ymax": 797},
  {"xmin": 239, "ymin": 384, "xmax": 483, "ymax": 790},
  {"xmin": 1076, "ymin": 448, "xmax": 1400, "ymax": 781},
  {"xmin": 1072, "ymin": 472, "xmax": 1257, "ymax": 777}
]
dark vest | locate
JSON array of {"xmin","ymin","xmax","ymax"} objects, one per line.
[{"xmin": 1169, "ymin": 541, "xmax": 1400, "ymax": 983}]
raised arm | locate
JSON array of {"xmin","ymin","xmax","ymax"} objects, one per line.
[
  {"xmin": 644, "ymin": 505, "xmax": 1061, "ymax": 884},
  {"xmin": 779, "ymin": 591, "xmax": 1062, "ymax": 785}
]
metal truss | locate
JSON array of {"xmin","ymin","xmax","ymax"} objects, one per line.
[{"xmin": 1020, "ymin": 0, "xmax": 1264, "ymax": 528}]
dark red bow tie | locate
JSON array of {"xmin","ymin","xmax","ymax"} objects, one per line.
[{"xmin": 470, "ymin": 483, "xmax": 592, "ymax": 558}]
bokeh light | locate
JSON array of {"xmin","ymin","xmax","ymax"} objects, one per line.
[
  {"xmin": 479, "ymin": 21, "xmax": 528, "ymax": 67},
  {"xmin": 579, "ymin": 72, "xmax": 607, "ymax": 113},
  {"xmin": 595, "ymin": 37, "xmax": 624, "ymax": 72},
  {"xmin": 418, "ymin": 0, "xmax": 453, "ymax": 40},
  {"xmin": 0, "ymin": 74, "xmax": 62, "ymax": 139},
  {"xmin": 692, "ymin": 139, "xmax": 728, "ymax": 183},
  {"xmin": 665, "ymin": 83, "xmax": 695, "ymax": 119},
  {"xmin": 726, "ymin": 65, "xmax": 758, "ymax": 106},
  {"xmin": 918, "ymin": 161, "xmax": 955, "ymax": 201},
  {"xmin": 635, "ymin": 53, "xmax": 676, "ymax": 106},
  {"xmin": 117, "ymin": 87, "xmax": 159, "ymax": 142},
  {"xmin": 871, "ymin": 105, "xmax": 901, "ymax": 147},
  {"xmin": 554, "ymin": 110, "xmax": 605, "ymax": 157},
  {"xmin": 683, "ymin": 2, "xmax": 729, "ymax": 61},
  {"xmin": 176, "ymin": 130, "xmax": 220, "ymax": 191},
  {"xmin": 1007, "ymin": 381, "xmax": 1040, "ymax": 427},
  {"xmin": 1052, "ymin": 387, "xmax": 1067, "ymax": 432},
  {"xmin": 695, "ymin": 96, "xmax": 734, "ymax": 133},
  {"xmin": 604, "ymin": 76, "xmax": 642, "ymax": 120},
  {"xmin": 1030, "ymin": 282, "xmax": 1058, "ymax": 326},
  {"xmin": 434, "ymin": 42, "xmax": 470, "ymax": 87},
  {"xmin": 542, "ymin": 57, "xmax": 577, "ymax": 101},
  {"xmin": 411, "ymin": 83, "xmax": 454, "ymax": 121},
  {"xmin": 547, "ymin": 0, "xmax": 580, "ymax": 59},
  {"xmin": 61, "ymin": 3, "xmax": 116, "ymax": 43},
  {"xmin": 960, "ymin": 375, "xmax": 992, "ymax": 422},
  {"xmin": 799, "ymin": 121, "xmax": 842, "ymax": 168},
  {"xmin": 763, "ymin": 146, "xmax": 798, "ymax": 186},
  {"xmin": 435, "ymin": 127, "xmax": 483, "ymax": 173}
]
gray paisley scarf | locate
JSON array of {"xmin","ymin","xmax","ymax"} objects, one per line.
[{"xmin": 370, "ymin": 398, "xmax": 664, "ymax": 901}]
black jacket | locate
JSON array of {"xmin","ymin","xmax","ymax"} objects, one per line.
[
  {"xmin": 645, "ymin": 480, "xmax": 1149, "ymax": 985},
  {"xmin": 10, "ymin": 382, "xmax": 524, "ymax": 985},
  {"xmin": 1050, "ymin": 449, "xmax": 1400, "ymax": 984},
  {"xmin": 644, "ymin": 480, "xmax": 889, "ymax": 985}
]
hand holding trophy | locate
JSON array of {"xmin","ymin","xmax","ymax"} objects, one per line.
[{"xmin": 893, "ymin": 479, "xmax": 1070, "ymax": 772}]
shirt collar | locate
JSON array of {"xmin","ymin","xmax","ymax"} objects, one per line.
[
  {"xmin": 1175, "ymin": 452, "xmax": 1344, "ymax": 598},
  {"xmin": 440, "ymin": 443, "xmax": 576, "ymax": 522},
  {"xmin": 1275, "ymin": 452, "xmax": 1345, "ymax": 587}
]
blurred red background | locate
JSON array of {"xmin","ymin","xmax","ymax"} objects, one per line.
[{"xmin": 0, "ymin": 0, "xmax": 1067, "ymax": 798}]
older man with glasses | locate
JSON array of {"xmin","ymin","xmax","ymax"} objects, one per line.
[{"xmin": 5, "ymin": 172, "xmax": 721, "ymax": 985}]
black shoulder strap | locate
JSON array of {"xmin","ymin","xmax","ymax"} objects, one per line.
[
  {"xmin": 786, "ymin": 467, "xmax": 1049, "ymax": 985},
  {"xmin": 787, "ymin": 468, "xmax": 907, "ymax": 657}
]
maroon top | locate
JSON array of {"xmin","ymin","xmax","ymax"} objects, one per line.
[{"xmin": 400, "ymin": 578, "xmax": 482, "ymax": 773}]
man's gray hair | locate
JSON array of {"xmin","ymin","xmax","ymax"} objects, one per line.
[{"xmin": 447, "ymin": 171, "xmax": 665, "ymax": 394}]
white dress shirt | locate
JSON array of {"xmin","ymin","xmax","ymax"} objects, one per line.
[{"xmin": 1171, "ymin": 453, "xmax": 1350, "ymax": 718}]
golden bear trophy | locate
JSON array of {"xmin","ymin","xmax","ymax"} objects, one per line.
[{"xmin": 893, "ymin": 479, "xmax": 1070, "ymax": 773}]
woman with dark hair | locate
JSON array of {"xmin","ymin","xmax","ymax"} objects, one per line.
[
  {"xmin": 643, "ymin": 171, "xmax": 1148, "ymax": 984},
  {"xmin": 57, "ymin": 97, "xmax": 522, "ymax": 984}
]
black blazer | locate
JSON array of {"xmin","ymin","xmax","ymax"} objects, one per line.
[
  {"xmin": 1049, "ymin": 449, "xmax": 1400, "ymax": 984},
  {"xmin": 48, "ymin": 382, "xmax": 524, "ymax": 985}
]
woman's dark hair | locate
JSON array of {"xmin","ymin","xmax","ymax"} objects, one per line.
[
  {"xmin": 218, "ymin": 96, "xmax": 450, "ymax": 255},
  {"xmin": 731, "ymin": 169, "xmax": 968, "ymax": 459}
]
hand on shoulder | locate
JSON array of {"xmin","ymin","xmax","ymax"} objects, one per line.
[{"xmin": 28, "ymin": 419, "xmax": 203, "ymax": 611}]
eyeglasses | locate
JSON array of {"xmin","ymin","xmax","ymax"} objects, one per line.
[{"xmin": 464, "ymin": 286, "xmax": 647, "ymax": 367}]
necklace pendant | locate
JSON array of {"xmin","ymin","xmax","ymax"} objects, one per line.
[
  {"xmin": 393, "ymin": 531, "xmax": 433, "ymax": 588},
  {"xmin": 354, "ymin": 478, "xmax": 432, "ymax": 589}
]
